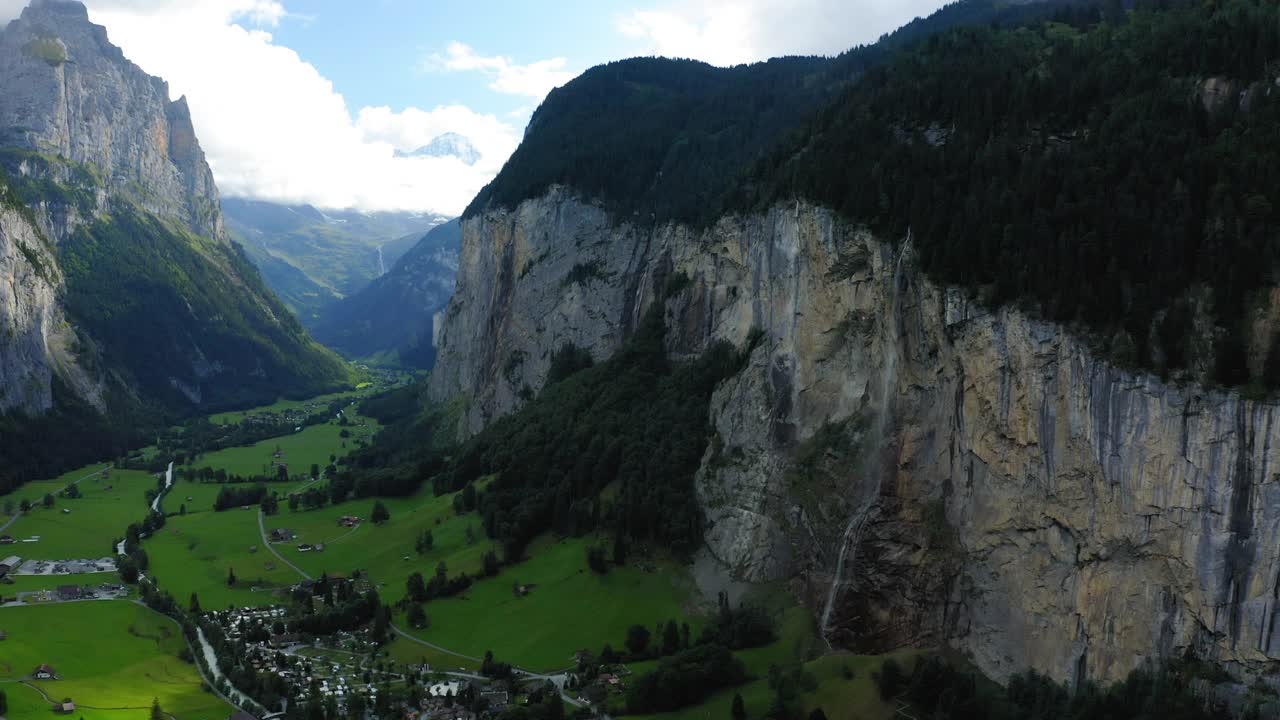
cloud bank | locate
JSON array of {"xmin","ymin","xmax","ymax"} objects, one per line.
[
  {"xmin": 619, "ymin": 0, "xmax": 947, "ymax": 66},
  {"xmin": 3, "ymin": 0, "xmax": 522, "ymax": 215}
]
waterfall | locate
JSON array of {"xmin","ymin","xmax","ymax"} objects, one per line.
[
  {"xmin": 376, "ymin": 244, "xmax": 386, "ymax": 275},
  {"xmin": 819, "ymin": 234, "xmax": 909, "ymax": 648}
]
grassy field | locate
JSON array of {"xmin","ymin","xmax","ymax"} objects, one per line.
[
  {"xmin": 1, "ymin": 465, "xmax": 159, "ymax": 559},
  {"xmin": 145, "ymin": 506, "xmax": 303, "ymax": 610},
  {"xmin": 0, "ymin": 600, "xmax": 233, "ymax": 719},
  {"xmin": 207, "ymin": 389, "xmax": 366, "ymax": 425},
  {"xmin": 397, "ymin": 535, "xmax": 699, "ymax": 672},
  {"xmin": 188, "ymin": 418, "xmax": 378, "ymax": 479},
  {"xmin": 277, "ymin": 487, "xmax": 498, "ymax": 602}
]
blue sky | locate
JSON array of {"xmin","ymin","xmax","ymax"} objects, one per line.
[
  {"xmin": 0, "ymin": 0, "xmax": 950, "ymax": 213},
  {"xmin": 271, "ymin": 0, "xmax": 645, "ymax": 117}
]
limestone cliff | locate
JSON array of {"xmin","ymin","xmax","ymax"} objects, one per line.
[
  {"xmin": 0, "ymin": 0, "xmax": 223, "ymax": 239},
  {"xmin": 0, "ymin": 0, "xmax": 345, "ymax": 428},
  {"xmin": 430, "ymin": 191, "xmax": 1280, "ymax": 689}
]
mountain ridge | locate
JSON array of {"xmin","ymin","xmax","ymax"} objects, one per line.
[{"xmin": 0, "ymin": 0, "xmax": 350, "ymax": 485}]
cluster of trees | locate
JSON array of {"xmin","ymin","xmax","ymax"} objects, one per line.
[
  {"xmin": 438, "ymin": 307, "xmax": 746, "ymax": 560},
  {"xmin": 700, "ymin": 591, "xmax": 777, "ymax": 650},
  {"xmin": 404, "ymin": 561, "xmax": 476, "ymax": 603},
  {"xmin": 288, "ymin": 578, "xmax": 391, "ymax": 643},
  {"xmin": 877, "ymin": 655, "xmax": 1239, "ymax": 719},
  {"xmin": 213, "ymin": 484, "xmax": 268, "ymax": 511},
  {"xmin": 739, "ymin": 0, "xmax": 1280, "ymax": 389},
  {"xmin": 599, "ymin": 595, "xmax": 774, "ymax": 667},
  {"xmin": 625, "ymin": 644, "xmax": 747, "ymax": 713}
]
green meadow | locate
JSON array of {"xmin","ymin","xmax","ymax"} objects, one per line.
[
  {"xmin": 145, "ymin": 506, "xmax": 301, "ymax": 610},
  {"xmin": 207, "ymin": 388, "xmax": 367, "ymax": 425},
  {"xmin": 279, "ymin": 488, "xmax": 498, "ymax": 602},
  {"xmin": 188, "ymin": 418, "xmax": 377, "ymax": 479},
  {"xmin": 0, "ymin": 600, "xmax": 233, "ymax": 719},
  {"xmin": 396, "ymin": 535, "xmax": 698, "ymax": 672},
  {"xmin": 1, "ymin": 465, "xmax": 158, "ymax": 559}
]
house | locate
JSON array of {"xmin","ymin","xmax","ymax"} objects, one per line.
[
  {"xmin": 269, "ymin": 528, "xmax": 295, "ymax": 542},
  {"xmin": 0, "ymin": 535, "xmax": 14, "ymax": 544},
  {"xmin": 33, "ymin": 664, "xmax": 56, "ymax": 679},
  {"xmin": 0, "ymin": 556, "xmax": 21, "ymax": 576},
  {"xmin": 337, "ymin": 516, "xmax": 360, "ymax": 528},
  {"xmin": 53, "ymin": 700, "xmax": 76, "ymax": 714},
  {"xmin": 297, "ymin": 544, "xmax": 314, "ymax": 552},
  {"xmin": 55, "ymin": 585, "xmax": 85, "ymax": 601}
]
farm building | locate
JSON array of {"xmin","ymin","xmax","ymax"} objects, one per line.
[
  {"xmin": 0, "ymin": 556, "xmax": 21, "ymax": 576},
  {"xmin": 33, "ymin": 664, "xmax": 56, "ymax": 679},
  {"xmin": 53, "ymin": 700, "xmax": 76, "ymax": 714}
]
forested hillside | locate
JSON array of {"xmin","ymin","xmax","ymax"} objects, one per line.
[
  {"xmin": 736, "ymin": 0, "xmax": 1280, "ymax": 389},
  {"xmin": 466, "ymin": 0, "xmax": 1280, "ymax": 391},
  {"xmin": 464, "ymin": 0, "xmax": 1090, "ymax": 224}
]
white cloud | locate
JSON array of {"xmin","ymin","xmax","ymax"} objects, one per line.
[
  {"xmin": 426, "ymin": 41, "xmax": 576, "ymax": 100},
  {"xmin": 618, "ymin": 0, "xmax": 947, "ymax": 66},
  {"xmin": 0, "ymin": 0, "xmax": 518, "ymax": 215}
]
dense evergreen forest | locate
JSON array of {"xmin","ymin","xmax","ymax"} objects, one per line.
[
  {"xmin": 878, "ymin": 655, "xmax": 1240, "ymax": 720},
  {"xmin": 469, "ymin": 0, "xmax": 1280, "ymax": 391},
  {"xmin": 464, "ymin": 0, "xmax": 1087, "ymax": 224},
  {"xmin": 738, "ymin": 0, "xmax": 1280, "ymax": 389},
  {"xmin": 341, "ymin": 304, "xmax": 749, "ymax": 559}
]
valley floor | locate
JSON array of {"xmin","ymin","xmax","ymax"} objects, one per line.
[{"xmin": 0, "ymin": 386, "xmax": 903, "ymax": 720}]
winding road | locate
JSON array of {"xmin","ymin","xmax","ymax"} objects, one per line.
[{"xmin": 257, "ymin": 509, "xmax": 313, "ymax": 580}]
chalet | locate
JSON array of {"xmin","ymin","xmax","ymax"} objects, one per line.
[
  {"xmin": 33, "ymin": 664, "xmax": 56, "ymax": 679},
  {"xmin": 0, "ymin": 556, "xmax": 21, "ymax": 576},
  {"xmin": 53, "ymin": 700, "xmax": 76, "ymax": 714},
  {"xmin": 337, "ymin": 516, "xmax": 360, "ymax": 528},
  {"xmin": 269, "ymin": 528, "xmax": 295, "ymax": 542},
  {"xmin": 297, "ymin": 544, "xmax": 315, "ymax": 552},
  {"xmin": 0, "ymin": 535, "xmax": 14, "ymax": 544}
]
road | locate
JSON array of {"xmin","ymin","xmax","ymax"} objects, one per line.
[{"xmin": 257, "ymin": 509, "xmax": 313, "ymax": 580}]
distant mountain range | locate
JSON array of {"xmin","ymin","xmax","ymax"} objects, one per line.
[
  {"xmin": 394, "ymin": 132, "xmax": 482, "ymax": 165},
  {"xmin": 311, "ymin": 219, "xmax": 461, "ymax": 368},
  {"xmin": 222, "ymin": 197, "xmax": 448, "ymax": 327}
]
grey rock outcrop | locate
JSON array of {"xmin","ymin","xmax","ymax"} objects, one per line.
[
  {"xmin": 430, "ymin": 190, "xmax": 1280, "ymax": 688},
  {"xmin": 0, "ymin": 0, "xmax": 223, "ymax": 240}
]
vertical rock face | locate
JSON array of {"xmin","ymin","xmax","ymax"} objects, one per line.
[
  {"xmin": 0, "ymin": 0, "xmax": 223, "ymax": 240},
  {"xmin": 0, "ymin": 0, "xmax": 343, "ymax": 423},
  {"xmin": 431, "ymin": 190, "xmax": 1280, "ymax": 686},
  {"xmin": 0, "ymin": 198, "xmax": 98, "ymax": 414}
]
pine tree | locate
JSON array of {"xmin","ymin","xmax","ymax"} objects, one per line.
[
  {"xmin": 189, "ymin": 592, "xmax": 201, "ymax": 614},
  {"xmin": 731, "ymin": 693, "xmax": 746, "ymax": 720},
  {"xmin": 227, "ymin": 567, "xmax": 236, "ymax": 587}
]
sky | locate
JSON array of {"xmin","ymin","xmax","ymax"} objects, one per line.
[{"xmin": 0, "ymin": 0, "xmax": 950, "ymax": 215}]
